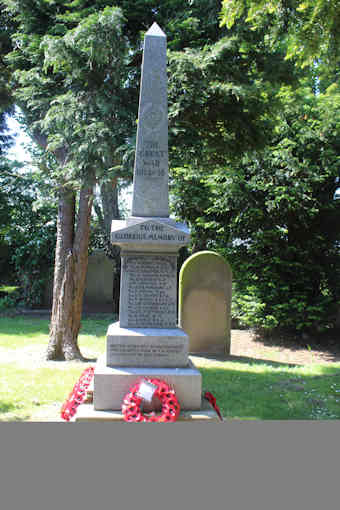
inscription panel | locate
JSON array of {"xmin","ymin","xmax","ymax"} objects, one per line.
[
  {"xmin": 109, "ymin": 343, "xmax": 184, "ymax": 358},
  {"xmin": 105, "ymin": 323, "xmax": 189, "ymax": 368},
  {"xmin": 120, "ymin": 253, "xmax": 177, "ymax": 328},
  {"xmin": 111, "ymin": 219, "xmax": 189, "ymax": 246}
]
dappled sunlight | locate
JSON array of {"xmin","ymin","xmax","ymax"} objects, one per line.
[{"xmin": 0, "ymin": 317, "xmax": 50, "ymax": 344}]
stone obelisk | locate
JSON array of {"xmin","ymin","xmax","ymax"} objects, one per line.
[
  {"xmin": 132, "ymin": 22, "xmax": 169, "ymax": 218},
  {"xmin": 93, "ymin": 23, "xmax": 202, "ymax": 411}
]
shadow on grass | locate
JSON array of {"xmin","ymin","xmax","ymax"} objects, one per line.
[
  {"xmin": 0, "ymin": 316, "xmax": 50, "ymax": 337},
  {"xmin": 0, "ymin": 315, "xmax": 114, "ymax": 340},
  {"xmin": 251, "ymin": 328, "xmax": 340, "ymax": 363},
  {"xmin": 47, "ymin": 356, "xmax": 98, "ymax": 363},
  {"xmin": 192, "ymin": 353, "xmax": 302, "ymax": 368}
]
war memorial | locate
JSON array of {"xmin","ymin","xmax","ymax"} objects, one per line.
[{"xmin": 74, "ymin": 23, "xmax": 220, "ymax": 422}]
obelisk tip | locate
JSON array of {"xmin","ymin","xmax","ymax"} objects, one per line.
[{"xmin": 146, "ymin": 22, "xmax": 166, "ymax": 37}]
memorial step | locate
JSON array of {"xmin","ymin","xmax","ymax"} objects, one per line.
[
  {"xmin": 74, "ymin": 399, "xmax": 220, "ymax": 422},
  {"xmin": 106, "ymin": 322, "xmax": 189, "ymax": 367},
  {"xmin": 94, "ymin": 355, "xmax": 202, "ymax": 411}
]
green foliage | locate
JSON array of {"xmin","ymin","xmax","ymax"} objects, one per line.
[
  {"xmin": 3, "ymin": 1, "xmax": 338, "ymax": 336},
  {"xmin": 227, "ymin": 86, "xmax": 340, "ymax": 333},
  {"xmin": 220, "ymin": 0, "xmax": 340, "ymax": 67},
  {"xmin": 173, "ymin": 83, "xmax": 340, "ymax": 334},
  {"xmin": 0, "ymin": 292, "xmax": 19, "ymax": 311},
  {"xmin": 0, "ymin": 2, "xmax": 15, "ymax": 153},
  {"xmin": 168, "ymin": 14, "xmax": 297, "ymax": 170},
  {"xmin": 0, "ymin": 160, "xmax": 57, "ymax": 307},
  {"xmin": 3, "ymin": 2, "xmax": 131, "ymax": 186},
  {"xmin": 3, "ymin": 1, "xmax": 296, "ymax": 185}
]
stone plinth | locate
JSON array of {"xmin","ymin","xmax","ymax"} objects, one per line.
[
  {"xmin": 74, "ymin": 399, "xmax": 220, "ymax": 422},
  {"xmin": 93, "ymin": 355, "xmax": 202, "ymax": 411},
  {"xmin": 106, "ymin": 322, "xmax": 189, "ymax": 367},
  {"xmin": 86, "ymin": 23, "xmax": 201, "ymax": 421}
]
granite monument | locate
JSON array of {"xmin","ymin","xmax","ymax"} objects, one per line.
[{"xmin": 92, "ymin": 22, "xmax": 202, "ymax": 412}]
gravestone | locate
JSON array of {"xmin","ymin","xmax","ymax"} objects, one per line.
[
  {"xmin": 92, "ymin": 22, "xmax": 202, "ymax": 413},
  {"xmin": 179, "ymin": 251, "xmax": 232, "ymax": 354},
  {"xmin": 83, "ymin": 251, "xmax": 114, "ymax": 312}
]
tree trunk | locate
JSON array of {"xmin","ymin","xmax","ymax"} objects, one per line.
[
  {"xmin": 47, "ymin": 180, "xmax": 94, "ymax": 360},
  {"xmin": 94, "ymin": 178, "xmax": 121, "ymax": 314}
]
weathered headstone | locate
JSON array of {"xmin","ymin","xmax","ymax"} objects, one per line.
[
  {"xmin": 179, "ymin": 251, "xmax": 232, "ymax": 354},
  {"xmin": 92, "ymin": 23, "xmax": 202, "ymax": 412}
]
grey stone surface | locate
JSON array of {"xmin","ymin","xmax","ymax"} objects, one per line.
[
  {"xmin": 106, "ymin": 23, "xmax": 191, "ymax": 371},
  {"xmin": 94, "ymin": 355, "xmax": 202, "ymax": 411},
  {"xmin": 106, "ymin": 322, "xmax": 189, "ymax": 367},
  {"xmin": 119, "ymin": 252, "xmax": 177, "ymax": 328},
  {"xmin": 111, "ymin": 218, "xmax": 190, "ymax": 252},
  {"xmin": 126, "ymin": 216, "xmax": 178, "ymax": 226},
  {"xmin": 74, "ymin": 399, "xmax": 219, "ymax": 422},
  {"xmin": 132, "ymin": 23, "xmax": 169, "ymax": 218},
  {"xmin": 179, "ymin": 251, "xmax": 232, "ymax": 354}
]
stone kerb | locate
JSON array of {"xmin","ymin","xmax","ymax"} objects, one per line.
[{"xmin": 179, "ymin": 251, "xmax": 232, "ymax": 354}]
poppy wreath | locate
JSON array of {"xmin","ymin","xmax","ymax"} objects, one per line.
[
  {"xmin": 122, "ymin": 377, "xmax": 181, "ymax": 422},
  {"xmin": 60, "ymin": 366, "xmax": 95, "ymax": 421}
]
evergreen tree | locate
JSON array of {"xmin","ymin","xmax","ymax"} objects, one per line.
[{"xmin": 2, "ymin": 0, "xmax": 297, "ymax": 357}]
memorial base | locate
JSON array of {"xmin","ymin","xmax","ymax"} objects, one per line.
[
  {"xmin": 94, "ymin": 355, "xmax": 202, "ymax": 411},
  {"xmin": 106, "ymin": 322, "xmax": 189, "ymax": 367},
  {"xmin": 74, "ymin": 399, "xmax": 220, "ymax": 422}
]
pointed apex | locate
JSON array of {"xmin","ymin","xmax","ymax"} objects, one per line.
[{"xmin": 146, "ymin": 22, "xmax": 166, "ymax": 38}]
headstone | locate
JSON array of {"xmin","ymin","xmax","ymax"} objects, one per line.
[
  {"xmin": 83, "ymin": 251, "xmax": 114, "ymax": 312},
  {"xmin": 93, "ymin": 23, "xmax": 202, "ymax": 412},
  {"xmin": 179, "ymin": 251, "xmax": 232, "ymax": 354}
]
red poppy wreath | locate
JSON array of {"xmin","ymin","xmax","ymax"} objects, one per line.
[
  {"xmin": 60, "ymin": 366, "xmax": 94, "ymax": 422},
  {"xmin": 122, "ymin": 377, "xmax": 181, "ymax": 422}
]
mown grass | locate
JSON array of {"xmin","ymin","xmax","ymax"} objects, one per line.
[
  {"xmin": 0, "ymin": 285, "xmax": 19, "ymax": 294},
  {"xmin": 0, "ymin": 316, "xmax": 108, "ymax": 421},
  {"xmin": 199, "ymin": 358, "xmax": 340, "ymax": 420},
  {"xmin": 1, "ymin": 316, "xmax": 340, "ymax": 421}
]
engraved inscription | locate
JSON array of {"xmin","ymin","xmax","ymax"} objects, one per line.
[
  {"xmin": 109, "ymin": 343, "xmax": 184, "ymax": 358},
  {"xmin": 113, "ymin": 222, "xmax": 187, "ymax": 243},
  {"xmin": 135, "ymin": 139, "xmax": 168, "ymax": 178},
  {"xmin": 123, "ymin": 254, "xmax": 177, "ymax": 328}
]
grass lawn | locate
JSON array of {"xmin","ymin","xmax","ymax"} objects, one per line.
[
  {"xmin": 1, "ymin": 315, "xmax": 340, "ymax": 421},
  {"xmin": 0, "ymin": 285, "xmax": 19, "ymax": 294}
]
